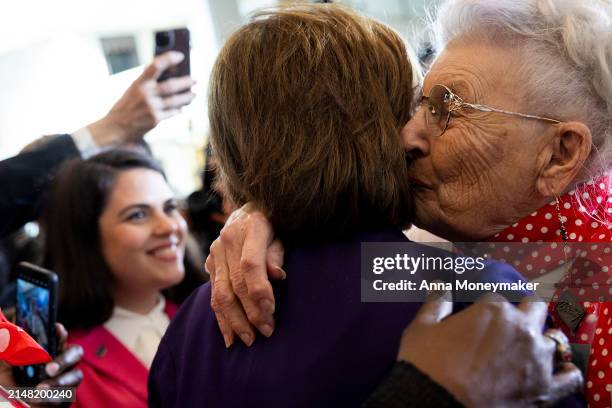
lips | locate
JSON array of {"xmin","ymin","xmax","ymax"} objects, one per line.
[{"xmin": 147, "ymin": 242, "xmax": 180, "ymax": 262}]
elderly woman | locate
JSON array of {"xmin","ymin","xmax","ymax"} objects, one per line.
[
  {"xmin": 208, "ymin": 0, "xmax": 610, "ymax": 405},
  {"xmin": 402, "ymin": 0, "xmax": 611, "ymax": 405}
]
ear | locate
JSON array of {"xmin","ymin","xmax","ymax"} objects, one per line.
[{"xmin": 536, "ymin": 121, "xmax": 592, "ymax": 196}]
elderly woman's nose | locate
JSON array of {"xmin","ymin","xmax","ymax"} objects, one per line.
[{"xmin": 401, "ymin": 117, "xmax": 431, "ymax": 158}]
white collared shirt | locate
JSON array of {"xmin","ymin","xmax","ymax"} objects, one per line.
[{"xmin": 103, "ymin": 296, "xmax": 170, "ymax": 369}]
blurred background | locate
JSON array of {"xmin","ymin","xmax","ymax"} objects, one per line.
[{"xmin": 0, "ymin": 0, "xmax": 437, "ymax": 197}]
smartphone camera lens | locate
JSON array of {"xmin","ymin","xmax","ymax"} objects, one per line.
[{"xmin": 156, "ymin": 32, "xmax": 172, "ymax": 48}]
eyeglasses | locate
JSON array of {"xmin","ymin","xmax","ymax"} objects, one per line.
[{"xmin": 418, "ymin": 84, "xmax": 561, "ymax": 137}]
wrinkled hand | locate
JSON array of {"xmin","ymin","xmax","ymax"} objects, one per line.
[
  {"xmin": 206, "ymin": 204, "xmax": 285, "ymax": 347},
  {"xmin": 399, "ymin": 292, "xmax": 583, "ymax": 407},
  {"xmin": 87, "ymin": 51, "xmax": 196, "ymax": 147}
]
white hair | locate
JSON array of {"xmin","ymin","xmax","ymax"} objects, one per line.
[{"xmin": 430, "ymin": 0, "xmax": 612, "ymax": 181}]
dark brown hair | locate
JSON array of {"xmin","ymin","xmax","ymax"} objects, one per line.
[
  {"xmin": 209, "ymin": 4, "xmax": 415, "ymax": 239},
  {"xmin": 42, "ymin": 150, "xmax": 167, "ymax": 330}
]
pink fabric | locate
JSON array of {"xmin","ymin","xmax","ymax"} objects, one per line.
[
  {"xmin": 490, "ymin": 175, "xmax": 611, "ymax": 407},
  {"xmin": 68, "ymin": 300, "xmax": 178, "ymax": 408}
]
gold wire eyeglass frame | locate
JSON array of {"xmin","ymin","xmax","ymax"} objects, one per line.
[{"xmin": 419, "ymin": 84, "xmax": 562, "ymax": 136}]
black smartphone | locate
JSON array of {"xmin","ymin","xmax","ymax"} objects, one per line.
[
  {"xmin": 155, "ymin": 28, "xmax": 190, "ymax": 82},
  {"xmin": 13, "ymin": 262, "xmax": 58, "ymax": 386}
]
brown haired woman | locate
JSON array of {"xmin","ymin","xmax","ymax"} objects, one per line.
[
  {"xmin": 42, "ymin": 149, "xmax": 204, "ymax": 407},
  {"xmin": 149, "ymin": 4, "xmax": 579, "ymax": 407}
]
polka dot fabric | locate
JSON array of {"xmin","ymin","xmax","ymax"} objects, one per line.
[{"xmin": 490, "ymin": 175, "xmax": 611, "ymax": 408}]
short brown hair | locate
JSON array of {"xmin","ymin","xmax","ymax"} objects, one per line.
[{"xmin": 209, "ymin": 4, "xmax": 414, "ymax": 238}]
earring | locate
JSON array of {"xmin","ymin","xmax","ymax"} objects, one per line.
[{"xmin": 555, "ymin": 196, "xmax": 569, "ymax": 241}]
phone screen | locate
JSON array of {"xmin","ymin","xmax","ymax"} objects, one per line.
[
  {"xmin": 15, "ymin": 278, "xmax": 52, "ymax": 383},
  {"xmin": 16, "ymin": 279, "xmax": 51, "ymax": 352}
]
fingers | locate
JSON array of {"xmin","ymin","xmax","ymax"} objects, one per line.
[
  {"xmin": 540, "ymin": 331, "xmax": 557, "ymax": 357},
  {"xmin": 227, "ymin": 266, "xmax": 265, "ymax": 338},
  {"xmin": 138, "ymin": 56, "xmax": 196, "ymax": 121},
  {"xmin": 208, "ymin": 242, "xmax": 233, "ymax": 347},
  {"xmin": 221, "ymin": 211, "xmax": 274, "ymax": 336},
  {"xmin": 474, "ymin": 291, "xmax": 508, "ymax": 304},
  {"xmin": 225, "ymin": 207, "xmax": 247, "ymax": 225},
  {"xmin": 156, "ymin": 76, "xmax": 196, "ymax": 97},
  {"xmin": 45, "ymin": 345, "xmax": 84, "ymax": 378},
  {"xmin": 517, "ymin": 296, "xmax": 548, "ymax": 328},
  {"xmin": 239, "ymin": 214, "xmax": 278, "ymax": 336},
  {"xmin": 154, "ymin": 108, "xmax": 181, "ymax": 123},
  {"xmin": 38, "ymin": 368, "xmax": 83, "ymax": 389},
  {"xmin": 205, "ymin": 252, "xmax": 215, "ymax": 276},
  {"xmin": 415, "ymin": 290, "xmax": 453, "ymax": 326},
  {"xmin": 267, "ymin": 266, "xmax": 286, "ymax": 281},
  {"xmin": 161, "ymin": 91, "xmax": 196, "ymax": 110},
  {"xmin": 209, "ymin": 206, "xmax": 279, "ymax": 343},
  {"xmin": 139, "ymin": 51, "xmax": 185, "ymax": 82},
  {"xmin": 216, "ymin": 311, "xmax": 235, "ymax": 349},
  {"xmin": 266, "ymin": 239, "xmax": 286, "ymax": 281},
  {"xmin": 241, "ymin": 213, "xmax": 275, "ymax": 303},
  {"xmin": 225, "ymin": 225, "xmax": 271, "ymax": 337},
  {"xmin": 212, "ymin": 273, "xmax": 254, "ymax": 347},
  {"xmin": 210, "ymin": 242, "xmax": 255, "ymax": 347},
  {"xmin": 546, "ymin": 363, "xmax": 584, "ymax": 404},
  {"xmin": 54, "ymin": 323, "xmax": 68, "ymax": 353}
]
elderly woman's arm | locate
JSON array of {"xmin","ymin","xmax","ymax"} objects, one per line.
[
  {"xmin": 206, "ymin": 208, "xmax": 583, "ymax": 406},
  {"xmin": 205, "ymin": 206, "xmax": 284, "ymax": 346}
]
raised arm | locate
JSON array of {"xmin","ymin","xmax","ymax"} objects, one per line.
[
  {"xmin": 86, "ymin": 51, "xmax": 195, "ymax": 148},
  {"xmin": 0, "ymin": 51, "xmax": 195, "ymax": 238}
]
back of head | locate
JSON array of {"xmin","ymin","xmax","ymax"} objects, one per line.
[
  {"xmin": 209, "ymin": 4, "xmax": 415, "ymax": 239},
  {"xmin": 42, "ymin": 149, "xmax": 164, "ymax": 330}
]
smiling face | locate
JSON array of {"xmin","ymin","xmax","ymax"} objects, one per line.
[
  {"xmin": 98, "ymin": 168, "xmax": 187, "ymax": 295},
  {"xmin": 402, "ymin": 41, "xmax": 560, "ymax": 241}
]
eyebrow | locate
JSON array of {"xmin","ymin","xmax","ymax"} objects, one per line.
[{"xmin": 424, "ymin": 71, "xmax": 471, "ymax": 95}]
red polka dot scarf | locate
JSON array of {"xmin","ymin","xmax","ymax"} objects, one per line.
[{"xmin": 489, "ymin": 175, "xmax": 611, "ymax": 407}]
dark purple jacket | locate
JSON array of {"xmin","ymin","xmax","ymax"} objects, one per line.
[{"xmin": 148, "ymin": 227, "xmax": 581, "ymax": 407}]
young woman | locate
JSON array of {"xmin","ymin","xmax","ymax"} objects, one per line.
[{"xmin": 42, "ymin": 149, "xmax": 202, "ymax": 407}]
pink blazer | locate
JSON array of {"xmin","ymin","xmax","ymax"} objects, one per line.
[{"xmin": 68, "ymin": 301, "xmax": 178, "ymax": 408}]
